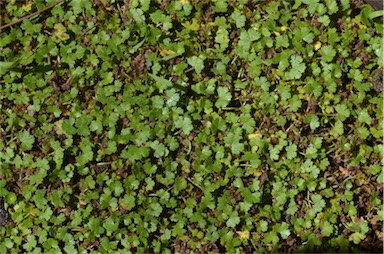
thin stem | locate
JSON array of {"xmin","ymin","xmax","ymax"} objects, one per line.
[
  {"xmin": 0, "ymin": 0, "xmax": 66, "ymax": 31},
  {"xmin": 187, "ymin": 178, "xmax": 204, "ymax": 191}
]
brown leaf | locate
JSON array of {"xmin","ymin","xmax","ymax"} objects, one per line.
[
  {"xmin": 339, "ymin": 166, "xmax": 350, "ymax": 175},
  {"xmin": 131, "ymin": 54, "xmax": 145, "ymax": 74},
  {"xmin": 372, "ymin": 68, "xmax": 383, "ymax": 93},
  {"xmin": 259, "ymin": 170, "xmax": 269, "ymax": 187}
]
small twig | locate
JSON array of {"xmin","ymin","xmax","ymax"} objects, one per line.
[
  {"xmin": 187, "ymin": 178, "xmax": 204, "ymax": 191},
  {"xmin": 0, "ymin": 0, "xmax": 66, "ymax": 31}
]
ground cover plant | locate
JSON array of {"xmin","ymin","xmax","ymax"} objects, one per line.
[{"xmin": 0, "ymin": 0, "xmax": 383, "ymax": 253}]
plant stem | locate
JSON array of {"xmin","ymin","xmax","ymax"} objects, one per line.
[{"xmin": 0, "ymin": 0, "xmax": 66, "ymax": 31}]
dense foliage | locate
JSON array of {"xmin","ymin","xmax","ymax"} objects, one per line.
[{"xmin": 0, "ymin": 0, "xmax": 383, "ymax": 253}]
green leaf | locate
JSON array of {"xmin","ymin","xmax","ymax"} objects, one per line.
[
  {"xmin": 287, "ymin": 200, "xmax": 298, "ymax": 215},
  {"xmin": 150, "ymin": 140, "xmax": 167, "ymax": 158},
  {"xmin": 304, "ymin": 114, "xmax": 320, "ymax": 130},
  {"xmin": 77, "ymin": 142, "xmax": 94, "ymax": 166},
  {"xmin": 150, "ymin": 203, "xmax": 163, "ymax": 217},
  {"xmin": 311, "ymin": 194, "xmax": 326, "ymax": 212},
  {"xmin": 269, "ymin": 146, "xmax": 280, "ymax": 161},
  {"xmin": 182, "ymin": 19, "xmax": 201, "ymax": 31},
  {"xmin": 259, "ymin": 220, "xmax": 269, "ymax": 232},
  {"xmin": 121, "ymin": 145, "xmax": 149, "ymax": 162},
  {"xmin": 110, "ymin": 181, "xmax": 124, "ymax": 197},
  {"xmin": 215, "ymin": 27, "xmax": 229, "ymax": 51},
  {"xmin": 304, "ymin": 0, "xmax": 320, "ymax": 14},
  {"xmin": 349, "ymin": 232, "xmax": 365, "ymax": 244},
  {"xmin": 284, "ymin": 55, "xmax": 306, "ymax": 80},
  {"xmin": 318, "ymin": 15, "xmax": 331, "ymax": 26},
  {"xmin": 103, "ymin": 217, "xmax": 119, "ymax": 235},
  {"xmin": 69, "ymin": 0, "xmax": 88, "ymax": 15},
  {"xmin": 357, "ymin": 127, "xmax": 370, "ymax": 139},
  {"xmin": 216, "ymin": 86, "xmax": 232, "ymax": 108},
  {"xmin": 305, "ymin": 77, "xmax": 323, "ymax": 97},
  {"xmin": 325, "ymin": 0, "xmax": 339, "ymax": 14},
  {"xmin": 278, "ymin": 223, "xmax": 291, "ymax": 239},
  {"xmin": 330, "ymin": 120, "xmax": 344, "ymax": 138},
  {"xmin": 149, "ymin": 74, "xmax": 173, "ymax": 91},
  {"xmin": 187, "ymin": 56, "xmax": 205, "ymax": 74},
  {"xmin": 264, "ymin": 231, "xmax": 279, "ymax": 245},
  {"xmin": 18, "ymin": 131, "xmax": 35, "ymax": 151},
  {"xmin": 53, "ymin": 23, "xmax": 69, "ymax": 42},
  {"xmin": 166, "ymin": 89, "xmax": 180, "ymax": 107},
  {"xmin": 321, "ymin": 221, "xmax": 334, "ymax": 237},
  {"xmin": 99, "ymin": 72, "xmax": 114, "ymax": 86},
  {"xmin": 62, "ymin": 119, "xmax": 77, "ymax": 135},
  {"xmin": 23, "ymin": 235, "xmax": 37, "ymax": 251},
  {"xmin": 75, "ymin": 115, "xmax": 92, "ymax": 136},
  {"xmin": 357, "ymin": 109, "xmax": 372, "ymax": 125},
  {"xmin": 303, "ymin": 30, "xmax": 315, "ymax": 43},
  {"xmin": 286, "ymin": 143, "xmax": 298, "ymax": 160},
  {"xmin": 335, "ymin": 104, "xmax": 351, "ymax": 121},
  {"xmin": 40, "ymin": 207, "xmax": 53, "ymax": 221},
  {"xmin": 276, "ymin": 35, "xmax": 290, "ymax": 49},
  {"xmin": 150, "ymin": 10, "xmax": 172, "ymax": 31},
  {"xmin": 226, "ymin": 212, "xmax": 240, "ymax": 227},
  {"xmin": 320, "ymin": 45, "xmax": 336, "ymax": 62},
  {"xmin": 175, "ymin": 116, "xmax": 193, "ymax": 135},
  {"xmin": 231, "ymin": 142, "xmax": 245, "ymax": 155},
  {"xmin": 122, "ymin": 194, "xmax": 136, "ymax": 211},
  {"xmin": 231, "ymin": 10, "xmax": 246, "ymax": 28},
  {"xmin": 224, "ymin": 129, "xmax": 244, "ymax": 154},
  {"xmin": 213, "ymin": 0, "xmax": 228, "ymax": 12},
  {"xmin": 300, "ymin": 160, "xmax": 320, "ymax": 178},
  {"xmin": 0, "ymin": 61, "xmax": 17, "ymax": 75},
  {"xmin": 130, "ymin": 8, "xmax": 147, "ymax": 35}
]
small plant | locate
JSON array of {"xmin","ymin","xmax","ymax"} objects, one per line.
[{"xmin": 0, "ymin": 0, "xmax": 382, "ymax": 253}]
